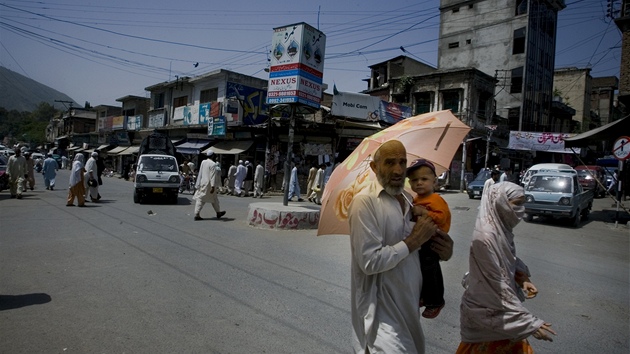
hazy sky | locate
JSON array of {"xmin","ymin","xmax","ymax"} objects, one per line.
[{"xmin": 0, "ymin": 0, "xmax": 622, "ymax": 108}]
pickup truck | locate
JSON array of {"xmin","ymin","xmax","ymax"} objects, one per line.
[{"xmin": 523, "ymin": 171, "xmax": 594, "ymax": 227}]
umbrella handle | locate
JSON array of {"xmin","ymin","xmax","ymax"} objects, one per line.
[{"xmin": 401, "ymin": 193, "xmax": 414, "ymax": 208}]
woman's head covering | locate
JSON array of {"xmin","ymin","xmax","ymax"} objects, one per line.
[
  {"xmin": 70, "ymin": 154, "xmax": 85, "ymax": 187},
  {"xmin": 477, "ymin": 182, "xmax": 524, "ymax": 236}
]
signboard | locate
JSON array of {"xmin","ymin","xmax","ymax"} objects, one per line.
[
  {"xmin": 507, "ymin": 131, "xmax": 580, "ymax": 154},
  {"xmin": 379, "ymin": 101, "xmax": 412, "ymax": 124},
  {"xmin": 173, "ymin": 106, "xmax": 188, "ymax": 122},
  {"xmin": 612, "ymin": 136, "xmax": 630, "ymax": 160},
  {"xmin": 112, "ymin": 116, "xmax": 125, "ymax": 130},
  {"xmin": 199, "ymin": 103, "xmax": 211, "ymax": 125},
  {"xmin": 267, "ymin": 22, "xmax": 326, "ymax": 108},
  {"xmin": 226, "ymin": 82, "xmax": 269, "ymax": 125},
  {"xmin": 331, "ymin": 91, "xmax": 380, "ymax": 121},
  {"xmin": 127, "ymin": 115, "xmax": 142, "ymax": 131},
  {"xmin": 148, "ymin": 111, "xmax": 165, "ymax": 128},
  {"xmin": 208, "ymin": 116, "xmax": 226, "ymax": 137},
  {"xmin": 183, "ymin": 105, "xmax": 200, "ymax": 126}
]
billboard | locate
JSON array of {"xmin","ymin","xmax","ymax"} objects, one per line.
[
  {"xmin": 226, "ymin": 82, "xmax": 269, "ymax": 125},
  {"xmin": 267, "ymin": 23, "xmax": 326, "ymax": 108},
  {"xmin": 508, "ymin": 131, "xmax": 580, "ymax": 154},
  {"xmin": 331, "ymin": 91, "xmax": 380, "ymax": 121}
]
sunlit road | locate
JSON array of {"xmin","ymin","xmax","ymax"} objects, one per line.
[{"xmin": 1, "ymin": 169, "xmax": 628, "ymax": 353}]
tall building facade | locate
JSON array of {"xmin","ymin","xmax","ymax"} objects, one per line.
[
  {"xmin": 438, "ymin": 0, "xmax": 566, "ymax": 132},
  {"xmin": 614, "ymin": 0, "xmax": 630, "ymax": 108}
]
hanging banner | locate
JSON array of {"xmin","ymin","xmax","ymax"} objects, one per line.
[
  {"xmin": 508, "ymin": 131, "xmax": 580, "ymax": 154},
  {"xmin": 379, "ymin": 101, "xmax": 412, "ymax": 124}
]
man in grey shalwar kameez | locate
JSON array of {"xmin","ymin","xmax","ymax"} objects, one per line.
[
  {"xmin": 348, "ymin": 140, "xmax": 454, "ymax": 354},
  {"xmin": 42, "ymin": 153, "xmax": 58, "ymax": 190}
]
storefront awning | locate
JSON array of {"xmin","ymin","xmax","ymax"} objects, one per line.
[
  {"xmin": 67, "ymin": 145, "xmax": 82, "ymax": 151},
  {"xmin": 203, "ymin": 140, "xmax": 253, "ymax": 155},
  {"xmin": 565, "ymin": 116, "xmax": 630, "ymax": 148},
  {"xmin": 96, "ymin": 144, "xmax": 111, "ymax": 151},
  {"xmin": 117, "ymin": 146, "xmax": 140, "ymax": 155},
  {"xmin": 107, "ymin": 146, "xmax": 129, "ymax": 155},
  {"xmin": 175, "ymin": 139, "xmax": 212, "ymax": 155}
]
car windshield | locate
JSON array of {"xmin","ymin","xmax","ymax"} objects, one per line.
[
  {"xmin": 577, "ymin": 170, "xmax": 595, "ymax": 178},
  {"xmin": 474, "ymin": 170, "xmax": 491, "ymax": 181},
  {"xmin": 139, "ymin": 156, "xmax": 176, "ymax": 171},
  {"xmin": 526, "ymin": 175, "xmax": 572, "ymax": 193}
]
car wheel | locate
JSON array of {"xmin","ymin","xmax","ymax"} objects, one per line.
[
  {"xmin": 524, "ymin": 213, "xmax": 533, "ymax": 222},
  {"xmin": 468, "ymin": 193, "xmax": 474, "ymax": 199},
  {"xmin": 572, "ymin": 209, "xmax": 581, "ymax": 227},
  {"xmin": 581, "ymin": 207, "xmax": 590, "ymax": 220},
  {"xmin": 133, "ymin": 190, "xmax": 140, "ymax": 204}
]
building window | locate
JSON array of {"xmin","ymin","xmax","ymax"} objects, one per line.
[
  {"xmin": 414, "ymin": 92, "xmax": 432, "ymax": 114},
  {"xmin": 153, "ymin": 92, "xmax": 165, "ymax": 109},
  {"xmin": 442, "ymin": 91, "xmax": 460, "ymax": 113},
  {"xmin": 448, "ymin": 42, "xmax": 459, "ymax": 49},
  {"xmin": 516, "ymin": 0, "xmax": 528, "ymax": 15},
  {"xmin": 452, "ymin": 7, "xmax": 459, "ymax": 13},
  {"xmin": 468, "ymin": 4, "xmax": 474, "ymax": 9},
  {"xmin": 513, "ymin": 27, "xmax": 526, "ymax": 54},
  {"xmin": 173, "ymin": 96, "xmax": 188, "ymax": 108},
  {"xmin": 510, "ymin": 67, "xmax": 524, "ymax": 94},
  {"xmin": 200, "ymin": 88, "xmax": 218, "ymax": 103},
  {"xmin": 123, "ymin": 108, "xmax": 135, "ymax": 116},
  {"xmin": 466, "ymin": 39, "xmax": 472, "ymax": 45},
  {"xmin": 477, "ymin": 91, "xmax": 493, "ymax": 120}
]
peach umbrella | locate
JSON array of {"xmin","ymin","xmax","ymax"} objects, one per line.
[{"xmin": 317, "ymin": 110, "xmax": 471, "ymax": 236}]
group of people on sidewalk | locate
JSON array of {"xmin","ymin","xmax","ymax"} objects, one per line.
[
  {"xmin": 66, "ymin": 152, "xmax": 105, "ymax": 207},
  {"xmin": 6, "ymin": 149, "xmax": 58, "ymax": 198}
]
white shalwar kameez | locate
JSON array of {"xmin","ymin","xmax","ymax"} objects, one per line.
[
  {"xmin": 349, "ymin": 180, "xmax": 425, "ymax": 354},
  {"xmin": 193, "ymin": 159, "xmax": 222, "ymax": 215}
]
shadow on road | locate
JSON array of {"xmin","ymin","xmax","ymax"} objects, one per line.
[{"xmin": 0, "ymin": 293, "xmax": 52, "ymax": 311}]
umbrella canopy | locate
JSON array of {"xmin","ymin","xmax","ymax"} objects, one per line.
[{"xmin": 317, "ymin": 110, "xmax": 470, "ymax": 236}]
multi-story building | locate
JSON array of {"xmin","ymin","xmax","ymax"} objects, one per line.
[
  {"xmin": 614, "ymin": 0, "xmax": 630, "ymax": 108},
  {"xmin": 553, "ymin": 67, "xmax": 592, "ymax": 130},
  {"xmin": 591, "ymin": 76, "xmax": 621, "ymax": 126},
  {"xmin": 438, "ymin": 0, "xmax": 566, "ymax": 132}
]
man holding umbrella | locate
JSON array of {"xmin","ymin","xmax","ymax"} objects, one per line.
[{"xmin": 349, "ymin": 140, "xmax": 454, "ymax": 354}]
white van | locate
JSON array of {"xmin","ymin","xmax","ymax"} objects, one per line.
[{"xmin": 521, "ymin": 163, "xmax": 576, "ymax": 187}]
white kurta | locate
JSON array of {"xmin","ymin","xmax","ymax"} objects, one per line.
[
  {"xmin": 349, "ymin": 180, "xmax": 424, "ymax": 354},
  {"xmin": 193, "ymin": 159, "xmax": 220, "ymax": 202}
]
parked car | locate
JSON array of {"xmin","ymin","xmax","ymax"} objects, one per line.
[
  {"xmin": 466, "ymin": 168, "xmax": 493, "ymax": 199},
  {"xmin": 520, "ymin": 163, "xmax": 575, "ymax": 187},
  {"xmin": 523, "ymin": 171, "xmax": 594, "ymax": 227},
  {"xmin": 574, "ymin": 165, "xmax": 606, "ymax": 198},
  {"xmin": 133, "ymin": 132, "xmax": 179, "ymax": 204}
]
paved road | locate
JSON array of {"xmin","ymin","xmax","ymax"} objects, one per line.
[{"xmin": 1, "ymin": 170, "xmax": 628, "ymax": 353}]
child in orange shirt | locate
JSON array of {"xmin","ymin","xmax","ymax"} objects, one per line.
[{"xmin": 407, "ymin": 159, "xmax": 451, "ymax": 319}]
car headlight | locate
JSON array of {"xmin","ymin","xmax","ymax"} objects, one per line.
[
  {"xmin": 169, "ymin": 175, "xmax": 179, "ymax": 183},
  {"xmin": 559, "ymin": 197, "xmax": 571, "ymax": 205},
  {"xmin": 525, "ymin": 195, "xmax": 534, "ymax": 203},
  {"xmin": 136, "ymin": 175, "xmax": 147, "ymax": 183}
]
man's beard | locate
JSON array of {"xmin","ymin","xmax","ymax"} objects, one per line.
[{"xmin": 376, "ymin": 173, "xmax": 404, "ymax": 196}]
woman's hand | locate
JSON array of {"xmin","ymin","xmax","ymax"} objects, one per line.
[
  {"xmin": 532, "ymin": 323, "xmax": 556, "ymax": 341},
  {"xmin": 522, "ymin": 281, "xmax": 538, "ymax": 299}
]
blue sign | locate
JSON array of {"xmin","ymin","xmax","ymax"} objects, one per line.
[{"xmin": 226, "ymin": 82, "xmax": 268, "ymax": 125}]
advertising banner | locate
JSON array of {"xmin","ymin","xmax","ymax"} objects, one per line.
[
  {"xmin": 199, "ymin": 103, "xmax": 211, "ymax": 125},
  {"xmin": 508, "ymin": 131, "xmax": 580, "ymax": 154},
  {"xmin": 379, "ymin": 101, "xmax": 412, "ymax": 124},
  {"xmin": 268, "ymin": 22, "xmax": 326, "ymax": 108},
  {"xmin": 226, "ymin": 82, "xmax": 269, "ymax": 125},
  {"xmin": 183, "ymin": 105, "xmax": 200, "ymax": 126},
  {"xmin": 208, "ymin": 116, "xmax": 226, "ymax": 137},
  {"xmin": 112, "ymin": 116, "xmax": 125, "ymax": 130},
  {"xmin": 148, "ymin": 111, "xmax": 165, "ymax": 128},
  {"xmin": 127, "ymin": 115, "xmax": 142, "ymax": 131},
  {"xmin": 331, "ymin": 91, "xmax": 381, "ymax": 121}
]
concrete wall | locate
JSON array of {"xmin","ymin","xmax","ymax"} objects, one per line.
[{"xmin": 553, "ymin": 68, "xmax": 591, "ymax": 127}]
